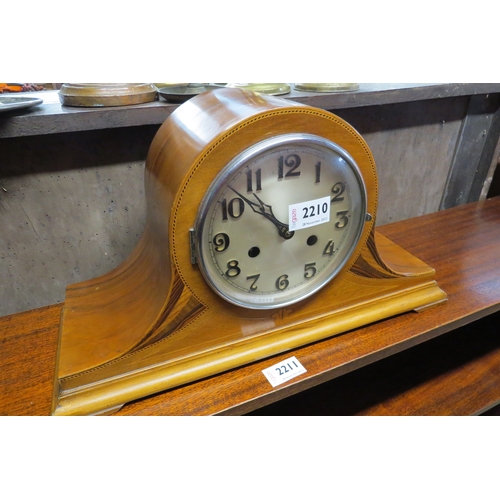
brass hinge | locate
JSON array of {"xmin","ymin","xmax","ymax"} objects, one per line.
[{"xmin": 189, "ymin": 228, "xmax": 197, "ymax": 264}]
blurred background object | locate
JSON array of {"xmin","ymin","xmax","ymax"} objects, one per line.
[
  {"xmin": 157, "ymin": 83, "xmax": 224, "ymax": 103},
  {"xmin": 0, "ymin": 83, "xmax": 45, "ymax": 93},
  {"xmin": 227, "ymin": 83, "xmax": 291, "ymax": 95},
  {"xmin": 294, "ymin": 83, "xmax": 359, "ymax": 92},
  {"xmin": 58, "ymin": 83, "xmax": 157, "ymax": 107}
]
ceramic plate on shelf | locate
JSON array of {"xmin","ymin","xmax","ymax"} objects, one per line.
[
  {"xmin": 0, "ymin": 96, "xmax": 43, "ymax": 113},
  {"xmin": 158, "ymin": 84, "xmax": 224, "ymax": 103}
]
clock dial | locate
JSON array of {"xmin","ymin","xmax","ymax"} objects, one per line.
[{"xmin": 195, "ymin": 133, "xmax": 367, "ymax": 309}]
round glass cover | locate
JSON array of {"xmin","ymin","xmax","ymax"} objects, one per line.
[{"xmin": 195, "ymin": 133, "xmax": 367, "ymax": 309}]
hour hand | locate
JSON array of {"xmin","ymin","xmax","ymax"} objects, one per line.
[{"xmin": 229, "ymin": 187, "xmax": 294, "ymax": 240}]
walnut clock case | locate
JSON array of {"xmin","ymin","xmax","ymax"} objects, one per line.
[{"xmin": 51, "ymin": 88, "xmax": 446, "ymax": 416}]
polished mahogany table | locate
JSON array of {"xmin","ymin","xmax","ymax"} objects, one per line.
[{"xmin": 2, "ymin": 197, "xmax": 500, "ymax": 416}]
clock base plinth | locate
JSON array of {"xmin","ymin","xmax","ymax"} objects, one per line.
[{"xmin": 52, "ymin": 231, "xmax": 446, "ymax": 416}]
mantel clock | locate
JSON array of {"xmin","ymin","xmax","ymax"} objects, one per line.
[{"xmin": 52, "ymin": 88, "xmax": 446, "ymax": 415}]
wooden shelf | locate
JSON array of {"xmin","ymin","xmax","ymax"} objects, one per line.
[
  {"xmin": 2, "ymin": 84, "xmax": 500, "ymax": 139},
  {"xmin": 2, "ymin": 197, "xmax": 500, "ymax": 416},
  {"xmin": 248, "ymin": 311, "xmax": 500, "ymax": 416}
]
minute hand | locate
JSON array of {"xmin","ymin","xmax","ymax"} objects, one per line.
[{"xmin": 229, "ymin": 187, "xmax": 294, "ymax": 240}]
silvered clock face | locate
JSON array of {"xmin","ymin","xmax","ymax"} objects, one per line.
[{"xmin": 194, "ymin": 133, "xmax": 367, "ymax": 309}]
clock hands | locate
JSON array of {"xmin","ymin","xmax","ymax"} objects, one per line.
[{"xmin": 229, "ymin": 187, "xmax": 295, "ymax": 240}]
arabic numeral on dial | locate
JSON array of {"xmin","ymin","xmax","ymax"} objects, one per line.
[
  {"xmin": 278, "ymin": 154, "xmax": 301, "ymax": 179},
  {"xmin": 221, "ymin": 197, "xmax": 245, "ymax": 220},
  {"xmin": 323, "ymin": 240, "xmax": 335, "ymax": 255},
  {"xmin": 246, "ymin": 274, "xmax": 260, "ymax": 291},
  {"xmin": 246, "ymin": 168, "xmax": 262, "ymax": 192},
  {"xmin": 276, "ymin": 274, "xmax": 290, "ymax": 290},
  {"xmin": 331, "ymin": 182, "xmax": 345, "ymax": 202},
  {"xmin": 304, "ymin": 262, "xmax": 317, "ymax": 279},
  {"xmin": 335, "ymin": 210, "xmax": 349, "ymax": 229},
  {"xmin": 212, "ymin": 233, "xmax": 230, "ymax": 252},
  {"xmin": 225, "ymin": 260, "xmax": 241, "ymax": 278}
]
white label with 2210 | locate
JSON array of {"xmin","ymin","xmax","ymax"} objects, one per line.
[{"xmin": 288, "ymin": 195, "xmax": 331, "ymax": 231}]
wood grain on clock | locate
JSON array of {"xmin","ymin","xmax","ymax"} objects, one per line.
[{"xmin": 52, "ymin": 88, "xmax": 446, "ymax": 416}]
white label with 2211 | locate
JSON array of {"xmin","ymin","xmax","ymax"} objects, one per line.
[
  {"xmin": 262, "ymin": 356, "xmax": 307, "ymax": 388},
  {"xmin": 288, "ymin": 195, "xmax": 331, "ymax": 231}
]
